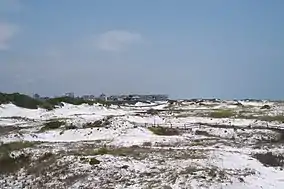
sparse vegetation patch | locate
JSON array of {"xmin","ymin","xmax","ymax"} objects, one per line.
[
  {"xmin": 209, "ymin": 109, "xmax": 235, "ymax": 118},
  {"xmin": 40, "ymin": 120, "xmax": 66, "ymax": 131},
  {"xmin": 148, "ymin": 126, "xmax": 179, "ymax": 136},
  {"xmin": 259, "ymin": 115, "xmax": 284, "ymax": 123},
  {"xmin": 253, "ymin": 152, "xmax": 284, "ymax": 167}
]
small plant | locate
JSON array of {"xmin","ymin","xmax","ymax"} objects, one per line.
[
  {"xmin": 209, "ymin": 109, "xmax": 235, "ymax": 118},
  {"xmin": 147, "ymin": 109, "xmax": 159, "ymax": 115},
  {"xmin": 195, "ymin": 130, "xmax": 210, "ymax": 136},
  {"xmin": 94, "ymin": 147, "xmax": 109, "ymax": 155},
  {"xmin": 253, "ymin": 152, "xmax": 284, "ymax": 167},
  {"xmin": 0, "ymin": 153, "xmax": 31, "ymax": 174},
  {"xmin": 41, "ymin": 120, "xmax": 65, "ymax": 131},
  {"xmin": 259, "ymin": 115, "xmax": 284, "ymax": 123},
  {"xmin": 0, "ymin": 141, "xmax": 34, "ymax": 174},
  {"xmin": 65, "ymin": 124, "xmax": 77, "ymax": 130},
  {"xmin": 89, "ymin": 158, "xmax": 100, "ymax": 165},
  {"xmin": 260, "ymin": 105, "xmax": 271, "ymax": 109},
  {"xmin": 82, "ymin": 117, "xmax": 111, "ymax": 128},
  {"xmin": 148, "ymin": 126, "xmax": 179, "ymax": 136},
  {"xmin": 142, "ymin": 142, "xmax": 152, "ymax": 146},
  {"xmin": 0, "ymin": 141, "xmax": 35, "ymax": 154}
]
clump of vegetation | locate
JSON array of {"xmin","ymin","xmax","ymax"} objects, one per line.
[
  {"xmin": 195, "ymin": 130, "xmax": 210, "ymax": 136},
  {"xmin": 65, "ymin": 124, "xmax": 77, "ymax": 130},
  {"xmin": 0, "ymin": 141, "xmax": 35, "ymax": 154},
  {"xmin": 94, "ymin": 147, "xmax": 109, "ymax": 155},
  {"xmin": 40, "ymin": 120, "xmax": 65, "ymax": 131},
  {"xmin": 46, "ymin": 96, "xmax": 95, "ymax": 106},
  {"xmin": 259, "ymin": 115, "xmax": 284, "ymax": 123},
  {"xmin": 148, "ymin": 126, "xmax": 179, "ymax": 136},
  {"xmin": 209, "ymin": 109, "xmax": 235, "ymax": 118},
  {"xmin": 0, "ymin": 92, "xmax": 53, "ymax": 110},
  {"xmin": 0, "ymin": 153, "xmax": 31, "ymax": 174},
  {"xmin": 0, "ymin": 141, "xmax": 35, "ymax": 174},
  {"xmin": 89, "ymin": 157, "xmax": 100, "ymax": 165},
  {"xmin": 260, "ymin": 105, "xmax": 271, "ymax": 109},
  {"xmin": 147, "ymin": 108, "xmax": 160, "ymax": 115},
  {"xmin": 253, "ymin": 152, "xmax": 284, "ymax": 167},
  {"xmin": 82, "ymin": 117, "xmax": 112, "ymax": 128},
  {"xmin": 0, "ymin": 92, "xmax": 112, "ymax": 110}
]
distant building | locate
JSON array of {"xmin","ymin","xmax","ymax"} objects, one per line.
[
  {"xmin": 98, "ymin": 93, "xmax": 107, "ymax": 101},
  {"xmin": 107, "ymin": 94, "xmax": 168, "ymax": 102},
  {"xmin": 65, "ymin": 92, "xmax": 75, "ymax": 98},
  {"xmin": 33, "ymin": 94, "xmax": 40, "ymax": 99},
  {"xmin": 82, "ymin": 95, "xmax": 95, "ymax": 100}
]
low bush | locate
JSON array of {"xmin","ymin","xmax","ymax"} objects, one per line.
[
  {"xmin": 94, "ymin": 147, "xmax": 109, "ymax": 155},
  {"xmin": 147, "ymin": 108, "xmax": 160, "ymax": 115},
  {"xmin": 209, "ymin": 109, "xmax": 235, "ymax": 118},
  {"xmin": 89, "ymin": 157, "xmax": 100, "ymax": 165},
  {"xmin": 82, "ymin": 117, "xmax": 112, "ymax": 128},
  {"xmin": 148, "ymin": 126, "xmax": 179, "ymax": 136},
  {"xmin": 0, "ymin": 153, "xmax": 31, "ymax": 174},
  {"xmin": 0, "ymin": 141, "xmax": 34, "ymax": 174},
  {"xmin": 260, "ymin": 105, "xmax": 271, "ymax": 109},
  {"xmin": 259, "ymin": 115, "xmax": 284, "ymax": 123},
  {"xmin": 253, "ymin": 152, "xmax": 284, "ymax": 167},
  {"xmin": 0, "ymin": 92, "xmax": 48, "ymax": 109},
  {"xmin": 41, "ymin": 120, "xmax": 65, "ymax": 131}
]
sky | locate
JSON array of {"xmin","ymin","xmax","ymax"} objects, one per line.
[{"xmin": 0, "ymin": 0, "xmax": 283, "ymax": 99}]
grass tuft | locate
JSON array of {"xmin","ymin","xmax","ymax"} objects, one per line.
[
  {"xmin": 209, "ymin": 109, "xmax": 235, "ymax": 118},
  {"xmin": 148, "ymin": 126, "xmax": 179, "ymax": 136},
  {"xmin": 89, "ymin": 158, "xmax": 100, "ymax": 165},
  {"xmin": 253, "ymin": 152, "xmax": 284, "ymax": 167},
  {"xmin": 40, "ymin": 120, "xmax": 65, "ymax": 131}
]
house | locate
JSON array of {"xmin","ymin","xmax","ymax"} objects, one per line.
[
  {"xmin": 82, "ymin": 95, "xmax": 96, "ymax": 100},
  {"xmin": 98, "ymin": 93, "xmax": 107, "ymax": 101},
  {"xmin": 65, "ymin": 92, "xmax": 75, "ymax": 98}
]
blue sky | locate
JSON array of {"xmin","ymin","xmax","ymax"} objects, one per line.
[{"xmin": 0, "ymin": 0, "xmax": 283, "ymax": 99}]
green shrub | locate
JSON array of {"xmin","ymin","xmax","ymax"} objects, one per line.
[
  {"xmin": 148, "ymin": 126, "xmax": 179, "ymax": 136},
  {"xmin": 147, "ymin": 108, "xmax": 160, "ymax": 115},
  {"xmin": 0, "ymin": 141, "xmax": 35, "ymax": 155},
  {"xmin": 82, "ymin": 118, "xmax": 111, "ymax": 128},
  {"xmin": 89, "ymin": 158, "xmax": 100, "ymax": 165},
  {"xmin": 0, "ymin": 153, "xmax": 31, "ymax": 174},
  {"xmin": 254, "ymin": 152, "xmax": 284, "ymax": 167},
  {"xmin": 209, "ymin": 109, "xmax": 235, "ymax": 118},
  {"xmin": 260, "ymin": 115, "xmax": 284, "ymax": 123},
  {"xmin": 41, "ymin": 120, "xmax": 65, "ymax": 131},
  {"xmin": 94, "ymin": 147, "xmax": 109, "ymax": 155},
  {"xmin": 0, "ymin": 141, "xmax": 34, "ymax": 174}
]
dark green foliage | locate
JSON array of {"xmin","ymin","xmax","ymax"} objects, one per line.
[
  {"xmin": 148, "ymin": 126, "xmax": 179, "ymax": 136},
  {"xmin": 0, "ymin": 92, "xmax": 44, "ymax": 109},
  {"xmin": 89, "ymin": 158, "xmax": 100, "ymax": 165},
  {"xmin": 41, "ymin": 120, "xmax": 65, "ymax": 131},
  {"xmin": 0, "ymin": 141, "xmax": 35, "ymax": 174},
  {"xmin": 94, "ymin": 147, "xmax": 109, "ymax": 155},
  {"xmin": 209, "ymin": 109, "xmax": 235, "ymax": 118},
  {"xmin": 260, "ymin": 115, "xmax": 284, "ymax": 123},
  {"xmin": 260, "ymin": 105, "xmax": 271, "ymax": 109},
  {"xmin": 82, "ymin": 118, "xmax": 111, "ymax": 129},
  {"xmin": 46, "ymin": 96, "xmax": 94, "ymax": 106},
  {"xmin": 65, "ymin": 124, "xmax": 77, "ymax": 130},
  {"xmin": 254, "ymin": 152, "xmax": 284, "ymax": 167},
  {"xmin": 0, "ymin": 153, "xmax": 31, "ymax": 174},
  {"xmin": 0, "ymin": 92, "xmax": 109, "ymax": 110},
  {"xmin": 147, "ymin": 108, "xmax": 160, "ymax": 115},
  {"xmin": 0, "ymin": 141, "xmax": 35, "ymax": 154}
]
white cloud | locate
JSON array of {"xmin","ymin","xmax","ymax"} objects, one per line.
[
  {"xmin": 0, "ymin": 22, "xmax": 18, "ymax": 50},
  {"xmin": 95, "ymin": 30, "xmax": 143, "ymax": 52}
]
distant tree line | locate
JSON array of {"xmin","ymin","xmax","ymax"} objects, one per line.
[{"xmin": 0, "ymin": 92, "xmax": 111, "ymax": 110}]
